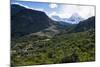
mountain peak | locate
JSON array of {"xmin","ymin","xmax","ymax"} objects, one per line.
[
  {"xmin": 51, "ymin": 13, "xmax": 84, "ymax": 24},
  {"xmin": 68, "ymin": 13, "xmax": 84, "ymax": 23}
]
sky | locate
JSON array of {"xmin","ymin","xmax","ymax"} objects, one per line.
[{"xmin": 11, "ymin": 0, "xmax": 95, "ymax": 19}]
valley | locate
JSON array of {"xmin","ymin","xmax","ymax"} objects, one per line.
[{"xmin": 11, "ymin": 4, "xmax": 95, "ymax": 66}]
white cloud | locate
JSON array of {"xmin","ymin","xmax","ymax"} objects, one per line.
[
  {"xmin": 49, "ymin": 11, "xmax": 57, "ymax": 17},
  {"xmin": 58, "ymin": 13, "xmax": 68, "ymax": 18},
  {"xmin": 78, "ymin": 6, "xmax": 95, "ymax": 19},
  {"xmin": 58, "ymin": 5, "xmax": 95, "ymax": 19},
  {"xmin": 49, "ymin": 4, "xmax": 58, "ymax": 8},
  {"xmin": 48, "ymin": 11, "xmax": 69, "ymax": 19}
]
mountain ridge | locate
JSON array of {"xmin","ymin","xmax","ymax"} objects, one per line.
[{"xmin": 51, "ymin": 13, "xmax": 84, "ymax": 24}]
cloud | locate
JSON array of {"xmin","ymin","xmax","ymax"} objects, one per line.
[
  {"xmin": 48, "ymin": 11, "xmax": 68, "ymax": 20},
  {"xmin": 49, "ymin": 4, "xmax": 58, "ymax": 8},
  {"xmin": 78, "ymin": 6, "xmax": 95, "ymax": 19},
  {"xmin": 49, "ymin": 11, "xmax": 57, "ymax": 17},
  {"xmin": 58, "ymin": 5, "xmax": 95, "ymax": 19}
]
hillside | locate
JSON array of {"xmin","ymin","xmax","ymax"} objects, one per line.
[
  {"xmin": 74, "ymin": 16, "xmax": 95, "ymax": 32},
  {"xmin": 11, "ymin": 4, "xmax": 53, "ymax": 38}
]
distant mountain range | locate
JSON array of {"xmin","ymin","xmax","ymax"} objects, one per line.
[
  {"xmin": 52, "ymin": 13, "xmax": 84, "ymax": 24},
  {"xmin": 11, "ymin": 4, "xmax": 95, "ymax": 38}
]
